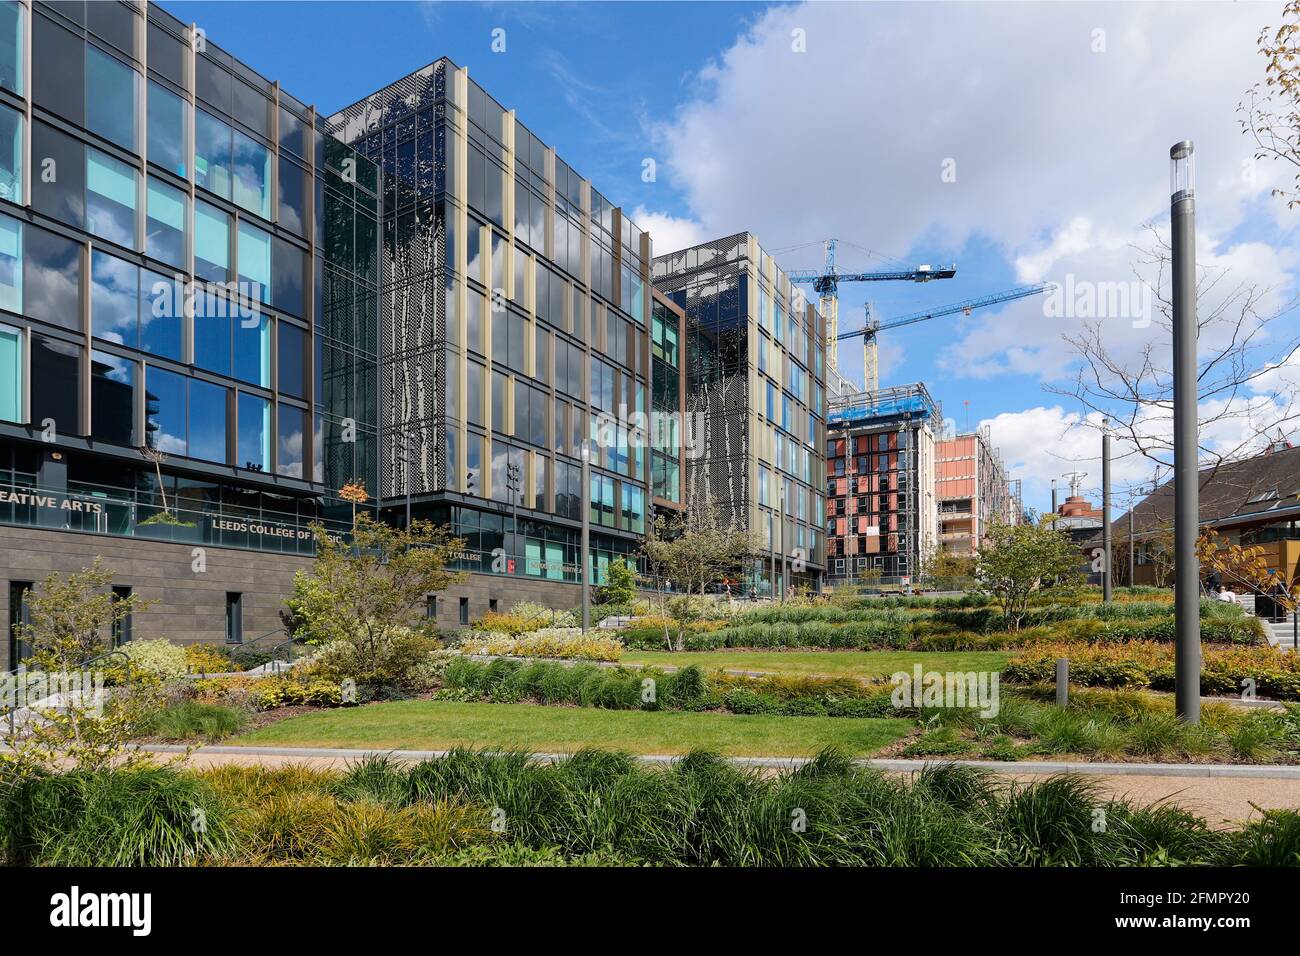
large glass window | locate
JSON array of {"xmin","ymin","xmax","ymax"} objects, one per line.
[
  {"xmin": 277, "ymin": 321, "xmax": 306, "ymax": 399},
  {"xmin": 145, "ymin": 178, "xmax": 186, "ymax": 267},
  {"xmin": 90, "ymin": 349, "xmax": 135, "ymax": 445},
  {"xmin": 90, "ymin": 250, "xmax": 138, "ymax": 346},
  {"xmin": 234, "ymin": 310, "xmax": 270, "ymax": 387},
  {"xmin": 194, "ymin": 288, "xmax": 232, "ymax": 377},
  {"xmin": 85, "ymin": 45, "xmax": 137, "ymax": 152},
  {"xmin": 144, "ymin": 365, "xmax": 185, "ymax": 454},
  {"xmin": 0, "ymin": 321, "xmax": 21, "ymax": 422},
  {"xmin": 146, "ymin": 81, "xmax": 187, "ymax": 178},
  {"xmin": 194, "ymin": 201, "xmax": 229, "ymax": 282},
  {"xmin": 31, "ymin": 121, "xmax": 85, "ymax": 230},
  {"xmin": 23, "ymin": 224, "xmax": 82, "ymax": 332},
  {"xmin": 30, "ymin": 334, "xmax": 79, "ymax": 435},
  {"xmin": 272, "ymin": 236, "xmax": 304, "ymax": 316},
  {"xmin": 232, "ymin": 130, "xmax": 271, "ymax": 220},
  {"xmin": 33, "ymin": 12, "xmax": 82, "ymax": 121},
  {"xmin": 140, "ymin": 270, "xmax": 182, "ymax": 360},
  {"xmin": 237, "ymin": 221, "xmax": 271, "ymax": 303},
  {"xmin": 188, "ymin": 378, "xmax": 228, "ymax": 463},
  {"xmin": 277, "ymin": 156, "xmax": 306, "ymax": 236},
  {"xmin": 86, "ymin": 148, "xmax": 138, "ymax": 248},
  {"xmin": 236, "ymin": 392, "xmax": 269, "ymax": 471},
  {"xmin": 277, "ymin": 403, "xmax": 306, "ymax": 478},
  {"xmin": 0, "ymin": 214, "xmax": 19, "ymax": 312},
  {"xmin": 0, "ymin": 103, "xmax": 21, "ymax": 204},
  {"xmin": 194, "ymin": 109, "xmax": 232, "ymax": 199},
  {"xmin": 0, "ymin": 1, "xmax": 22, "ymax": 95}
]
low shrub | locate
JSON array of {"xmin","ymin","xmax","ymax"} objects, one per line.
[
  {"xmin": 460, "ymin": 629, "xmax": 623, "ymax": 662},
  {"xmin": 1004, "ymin": 641, "xmax": 1300, "ymax": 700},
  {"xmin": 143, "ymin": 701, "xmax": 248, "ymax": 741},
  {"xmin": 184, "ymin": 642, "xmax": 238, "ymax": 674},
  {"xmin": 193, "ymin": 672, "xmax": 346, "ymax": 711},
  {"xmin": 119, "ymin": 638, "xmax": 188, "ymax": 680},
  {"xmin": 0, "ymin": 766, "xmax": 231, "ymax": 866}
]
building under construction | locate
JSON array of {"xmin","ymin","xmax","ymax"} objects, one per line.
[
  {"xmin": 652, "ymin": 233, "xmax": 828, "ymax": 594},
  {"xmin": 825, "ymin": 383, "xmax": 938, "ymax": 584},
  {"xmin": 935, "ymin": 427, "xmax": 1020, "ymax": 556}
]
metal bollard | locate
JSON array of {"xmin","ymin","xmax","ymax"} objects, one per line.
[{"xmin": 1055, "ymin": 657, "xmax": 1069, "ymax": 708}]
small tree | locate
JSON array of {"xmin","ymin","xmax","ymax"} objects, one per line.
[
  {"xmin": 596, "ymin": 557, "xmax": 637, "ymax": 606},
  {"xmin": 641, "ymin": 501, "xmax": 758, "ymax": 650},
  {"xmin": 17, "ymin": 558, "xmax": 153, "ymax": 672},
  {"xmin": 3, "ymin": 559, "xmax": 159, "ymax": 774},
  {"xmin": 976, "ymin": 521, "xmax": 1083, "ymax": 630},
  {"xmin": 1198, "ymin": 526, "xmax": 1299, "ymax": 615},
  {"xmin": 288, "ymin": 514, "xmax": 466, "ymax": 676}
]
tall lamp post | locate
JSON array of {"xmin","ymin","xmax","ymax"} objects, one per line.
[
  {"xmin": 1171, "ymin": 141, "xmax": 1200, "ymax": 724},
  {"xmin": 580, "ymin": 439, "xmax": 591, "ymax": 634},
  {"xmin": 1102, "ymin": 418, "xmax": 1112, "ymax": 602},
  {"xmin": 779, "ymin": 480, "xmax": 788, "ymax": 605}
]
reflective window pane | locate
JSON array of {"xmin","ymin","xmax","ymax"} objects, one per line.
[
  {"xmin": 0, "ymin": 102, "xmax": 21, "ymax": 204},
  {"xmin": 0, "ymin": 213, "xmax": 19, "ymax": 313},
  {"xmin": 23, "ymin": 224, "xmax": 82, "ymax": 331},
  {"xmin": 194, "ymin": 289, "xmax": 232, "ymax": 377},
  {"xmin": 0, "ymin": 320, "xmax": 20, "ymax": 422},
  {"xmin": 272, "ymin": 236, "xmax": 304, "ymax": 316},
  {"xmin": 144, "ymin": 364, "xmax": 185, "ymax": 454},
  {"xmin": 86, "ymin": 148, "xmax": 138, "ymax": 247},
  {"xmin": 33, "ymin": 13, "xmax": 82, "ymax": 121},
  {"xmin": 146, "ymin": 81, "xmax": 187, "ymax": 178},
  {"xmin": 194, "ymin": 109, "xmax": 232, "ymax": 199},
  {"xmin": 145, "ymin": 177, "xmax": 186, "ymax": 267},
  {"xmin": 90, "ymin": 349, "xmax": 135, "ymax": 445},
  {"xmin": 277, "ymin": 321, "xmax": 305, "ymax": 399},
  {"xmin": 31, "ymin": 121, "xmax": 85, "ymax": 229},
  {"xmin": 277, "ymin": 156, "xmax": 306, "ymax": 236},
  {"xmin": 140, "ymin": 270, "xmax": 182, "ymax": 360},
  {"xmin": 231, "ymin": 129, "xmax": 270, "ymax": 219},
  {"xmin": 0, "ymin": 1, "xmax": 22, "ymax": 95},
  {"xmin": 278, "ymin": 107, "xmax": 303, "ymax": 157},
  {"xmin": 31, "ymin": 334, "xmax": 80, "ymax": 435},
  {"xmin": 233, "ymin": 309, "xmax": 270, "ymax": 387},
  {"xmin": 90, "ymin": 250, "xmax": 138, "ymax": 346},
  {"xmin": 85, "ymin": 45, "xmax": 137, "ymax": 152},
  {"xmin": 236, "ymin": 391, "xmax": 269, "ymax": 471},
  {"xmin": 276, "ymin": 402, "xmax": 305, "ymax": 478},
  {"xmin": 233, "ymin": 80, "xmax": 270, "ymax": 139},
  {"xmin": 237, "ymin": 221, "xmax": 271, "ymax": 303},
  {"xmin": 188, "ymin": 378, "xmax": 228, "ymax": 463},
  {"xmin": 194, "ymin": 200, "xmax": 229, "ymax": 282}
]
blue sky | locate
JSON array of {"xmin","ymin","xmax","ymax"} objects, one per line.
[{"xmin": 164, "ymin": 1, "xmax": 1300, "ymax": 513}]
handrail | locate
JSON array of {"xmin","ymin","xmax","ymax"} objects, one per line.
[{"xmin": 223, "ymin": 627, "xmax": 289, "ymax": 668}]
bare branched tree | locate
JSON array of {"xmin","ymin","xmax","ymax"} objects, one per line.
[
  {"xmin": 1239, "ymin": 1, "xmax": 1300, "ymax": 209},
  {"xmin": 1048, "ymin": 224, "xmax": 1300, "ymax": 480}
]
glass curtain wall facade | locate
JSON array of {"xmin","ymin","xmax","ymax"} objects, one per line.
[
  {"xmin": 652, "ymin": 233, "xmax": 827, "ymax": 594},
  {"xmin": 326, "ymin": 60, "xmax": 658, "ymax": 585},
  {"xmin": 0, "ymin": 1, "xmax": 378, "ymax": 553}
]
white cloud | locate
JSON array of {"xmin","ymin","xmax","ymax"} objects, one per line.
[
  {"xmin": 650, "ymin": 1, "xmax": 1297, "ymax": 388},
  {"xmin": 633, "ymin": 205, "xmax": 709, "ymax": 257}
]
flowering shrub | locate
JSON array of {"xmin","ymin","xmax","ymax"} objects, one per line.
[
  {"xmin": 460, "ymin": 628, "xmax": 623, "ymax": 662},
  {"xmin": 184, "ymin": 643, "xmax": 238, "ymax": 674},
  {"xmin": 1005, "ymin": 641, "xmax": 1300, "ymax": 700},
  {"xmin": 119, "ymin": 639, "xmax": 187, "ymax": 680},
  {"xmin": 193, "ymin": 673, "xmax": 345, "ymax": 711}
]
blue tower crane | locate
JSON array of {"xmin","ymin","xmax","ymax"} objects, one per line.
[
  {"xmin": 841, "ymin": 283, "xmax": 1051, "ymax": 390},
  {"xmin": 786, "ymin": 239, "xmax": 956, "ymax": 373}
]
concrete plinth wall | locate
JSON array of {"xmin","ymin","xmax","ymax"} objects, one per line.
[{"xmin": 0, "ymin": 527, "xmax": 599, "ymax": 670}]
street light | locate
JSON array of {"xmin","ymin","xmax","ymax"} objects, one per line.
[
  {"xmin": 779, "ymin": 479, "xmax": 788, "ymax": 605},
  {"xmin": 1170, "ymin": 140, "xmax": 1200, "ymax": 724},
  {"xmin": 580, "ymin": 439, "xmax": 591, "ymax": 634},
  {"xmin": 1101, "ymin": 418, "xmax": 1112, "ymax": 603}
]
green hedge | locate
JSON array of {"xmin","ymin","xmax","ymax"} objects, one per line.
[{"xmin": 442, "ymin": 657, "xmax": 899, "ymax": 718}]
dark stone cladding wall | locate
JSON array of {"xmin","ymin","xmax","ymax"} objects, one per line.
[{"xmin": 0, "ymin": 527, "xmax": 600, "ymax": 669}]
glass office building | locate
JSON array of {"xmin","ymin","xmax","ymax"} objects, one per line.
[
  {"xmin": 652, "ymin": 233, "xmax": 828, "ymax": 594},
  {"xmin": 0, "ymin": 0, "xmax": 379, "ymax": 547},
  {"xmin": 326, "ymin": 59, "xmax": 666, "ymax": 588}
]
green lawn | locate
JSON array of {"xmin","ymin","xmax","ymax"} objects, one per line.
[
  {"xmin": 621, "ymin": 649, "xmax": 1011, "ymax": 680},
  {"xmin": 234, "ymin": 700, "xmax": 913, "ymax": 757}
]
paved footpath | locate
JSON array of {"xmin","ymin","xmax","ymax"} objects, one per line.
[{"xmin": 152, "ymin": 745, "xmax": 1300, "ymax": 826}]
